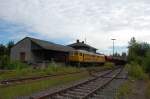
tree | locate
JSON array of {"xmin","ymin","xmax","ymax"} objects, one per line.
[
  {"xmin": 128, "ymin": 37, "xmax": 150, "ymax": 68},
  {"xmin": 128, "ymin": 37, "xmax": 138, "ymax": 62},
  {"xmin": 143, "ymin": 51, "xmax": 150, "ymax": 73},
  {"xmin": 0, "ymin": 41, "xmax": 14, "ymax": 69},
  {"xmin": 7, "ymin": 41, "xmax": 14, "ymax": 56},
  {"xmin": 128, "ymin": 37, "xmax": 136, "ymax": 47},
  {"xmin": 114, "ymin": 52, "xmax": 120, "ymax": 57},
  {"xmin": 0, "ymin": 44, "xmax": 6, "ymax": 56},
  {"xmin": 121, "ymin": 52, "xmax": 127, "ymax": 58}
]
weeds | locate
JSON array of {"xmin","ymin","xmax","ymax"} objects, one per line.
[
  {"xmin": 104, "ymin": 62, "xmax": 115, "ymax": 69},
  {"xmin": 116, "ymin": 81, "xmax": 132, "ymax": 99},
  {"xmin": 126, "ymin": 62, "xmax": 148, "ymax": 80},
  {"xmin": 0, "ymin": 62, "xmax": 82, "ymax": 80},
  {"xmin": 0, "ymin": 72, "xmax": 89, "ymax": 99},
  {"xmin": 146, "ymin": 81, "xmax": 150, "ymax": 99}
]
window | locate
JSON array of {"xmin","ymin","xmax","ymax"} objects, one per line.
[
  {"xmin": 80, "ymin": 53, "xmax": 82, "ymax": 56},
  {"xmin": 74, "ymin": 52, "xmax": 78, "ymax": 55},
  {"xmin": 72, "ymin": 52, "xmax": 74, "ymax": 56}
]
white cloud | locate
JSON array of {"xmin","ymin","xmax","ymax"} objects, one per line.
[{"xmin": 0, "ymin": 0, "xmax": 150, "ymax": 54}]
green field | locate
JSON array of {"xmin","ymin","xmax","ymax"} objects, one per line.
[
  {"xmin": 0, "ymin": 62, "xmax": 114, "ymax": 81},
  {"xmin": 0, "ymin": 71, "xmax": 90, "ymax": 99},
  {"xmin": 0, "ymin": 65, "xmax": 82, "ymax": 81},
  {"xmin": 0, "ymin": 62, "xmax": 115, "ymax": 99}
]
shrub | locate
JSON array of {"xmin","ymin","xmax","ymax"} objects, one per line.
[
  {"xmin": 6, "ymin": 60, "xmax": 29, "ymax": 70},
  {"xmin": 0, "ymin": 55, "xmax": 29, "ymax": 70},
  {"xmin": 126, "ymin": 62, "xmax": 148, "ymax": 80},
  {"xmin": 0, "ymin": 55, "xmax": 10, "ymax": 69},
  {"xmin": 43, "ymin": 62, "xmax": 80, "ymax": 75},
  {"xmin": 104, "ymin": 62, "xmax": 115, "ymax": 69},
  {"xmin": 143, "ymin": 51, "xmax": 150, "ymax": 73},
  {"xmin": 116, "ymin": 81, "xmax": 132, "ymax": 99}
]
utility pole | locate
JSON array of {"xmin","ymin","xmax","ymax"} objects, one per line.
[
  {"xmin": 84, "ymin": 33, "xmax": 87, "ymax": 43},
  {"xmin": 111, "ymin": 39, "xmax": 116, "ymax": 56}
]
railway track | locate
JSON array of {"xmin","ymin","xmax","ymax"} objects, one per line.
[
  {"xmin": 30, "ymin": 67, "xmax": 123, "ymax": 99},
  {"xmin": 0, "ymin": 71, "xmax": 86, "ymax": 86},
  {"xmin": 0, "ymin": 66, "xmax": 114, "ymax": 86}
]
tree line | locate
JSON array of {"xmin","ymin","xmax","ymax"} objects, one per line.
[
  {"xmin": 0, "ymin": 41, "xmax": 15, "ymax": 69},
  {"xmin": 0, "ymin": 41, "xmax": 14, "ymax": 56},
  {"xmin": 128, "ymin": 37, "xmax": 150, "ymax": 73}
]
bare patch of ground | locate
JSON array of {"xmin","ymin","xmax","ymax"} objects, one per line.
[
  {"xmin": 118, "ymin": 80, "xmax": 149, "ymax": 99},
  {"xmin": 129, "ymin": 80, "xmax": 147, "ymax": 99}
]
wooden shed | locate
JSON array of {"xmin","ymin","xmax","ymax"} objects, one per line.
[{"xmin": 11, "ymin": 37, "xmax": 74, "ymax": 64}]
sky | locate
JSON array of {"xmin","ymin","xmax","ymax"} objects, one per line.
[{"xmin": 0, "ymin": 0, "xmax": 150, "ymax": 55}]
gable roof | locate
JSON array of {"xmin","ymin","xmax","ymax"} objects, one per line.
[
  {"xmin": 14, "ymin": 37, "xmax": 73, "ymax": 52},
  {"xmin": 29, "ymin": 37, "xmax": 74, "ymax": 52},
  {"xmin": 68, "ymin": 42, "xmax": 97, "ymax": 50}
]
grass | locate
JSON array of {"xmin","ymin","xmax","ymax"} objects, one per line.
[
  {"xmin": 115, "ymin": 81, "xmax": 132, "ymax": 99},
  {"xmin": 116, "ymin": 62, "xmax": 150, "ymax": 99},
  {"xmin": 0, "ymin": 61, "xmax": 114, "ymax": 99},
  {"xmin": 0, "ymin": 71, "xmax": 89, "ymax": 99},
  {"xmin": 125, "ymin": 62, "xmax": 148, "ymax": 80},
  {"xmin": 104, "ymin": 62, "xmax": 115, "ymax": 69},
  {"xmin": 146, "ymin": 80, "xmax": 150, "ymax": 99},
  {"xmin": 0, "ymin": 64, "xmax": 82, "ymax": 81},
  {"xmin": 0, "ymin": 62, "xmax": 114, "ymax": 81}
]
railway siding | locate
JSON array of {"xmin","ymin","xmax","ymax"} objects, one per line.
[
  {"xmin": 88, "ymin": 67, "xmax": 128, "ymax": 99},
  {"xmin": 29, "ymin": 67, "xmax": 123, "ymax": 99},
  {"xmin": 0, "ymin": 71, "xmax": 85, "ymax": 86},
  {"xmin": 0, "ymin": 66, "xmax": 114, "ymax": 87}
]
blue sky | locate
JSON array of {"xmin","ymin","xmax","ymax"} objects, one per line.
[
  {"xmin": 1, "ymin": 0, "xmax": 150, "ymax": 55},
  {"xmin": 0, "ymin": 19, "xmax": 31, "ymax": 44},
  {"xmin": 0, "ymin": 19, "xmax": 71, "ymax": 45},
  {"xmin": 0, "ymin": 19, "xmax": 128, "ymax": 54}
]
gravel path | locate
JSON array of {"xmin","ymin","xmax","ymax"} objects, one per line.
[{"xmin": 89, "ymin": 68, "xmax": 128, "ymax": 99}]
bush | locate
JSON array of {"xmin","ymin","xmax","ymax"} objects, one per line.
[
  {"xmin": 116, "ymin": 81, "xmax": 132, "ymax": 99},
  {"xmin": 43, "ymin": 62, "xmax": 80, "ymax": 75},
  {"xmin": 0, "ymin": 55, "xmax": 10, "ymax": 69},
  {"xmin": 104, "ymin": 62, "xmax": 115, "ymax": 69},
  {"xmin": 0, "ymin": 55, "xmax": 29, "ymax": 70},
  {"xmin": 8, "ymin": 60, "xmax": 29, "ymax": 70},
  {"xmin": 143, "ymin": 51, "xmax": 150, "ymax": 73},
  {"xmin": 126, "ymin": 62, "xmax": 148, "ymax": 80}
]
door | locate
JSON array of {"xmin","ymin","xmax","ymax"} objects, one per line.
[{"xmin": 20, "ymin": 52, "xmax": 26, "ymax": 62}]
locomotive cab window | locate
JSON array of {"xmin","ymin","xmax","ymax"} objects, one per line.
[
  {"xmin": 70, "ymin": 52, "xmax": 74, "ymax": 56},
  {"xmin": 74, "ymin": 52, "xmax": 78, "ymax": 55},
  {"xmin": 80, "ymin": 53, "xmax": 82, "ymax": 56}
]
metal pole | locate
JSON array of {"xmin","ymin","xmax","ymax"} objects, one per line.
[
  {"xmin": 113, "ymin": 40, "xmax": 114, "ymax": 56},
  {"xmin": 111, "ymin": 39, "xmax": 116, "ymax": 56}
]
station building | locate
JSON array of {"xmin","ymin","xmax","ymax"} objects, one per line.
[
  {"xmin": 68, "ymin": 40, "xmax": 97, "ymax": 53},
  {"xmin": 10, "ymin": 37, "xmax": 97, "ymax": 64}
]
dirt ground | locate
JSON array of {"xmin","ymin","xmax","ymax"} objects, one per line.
[{"xmin": 128, "ymin": 80, "xmax": 148, "ymax": 99}]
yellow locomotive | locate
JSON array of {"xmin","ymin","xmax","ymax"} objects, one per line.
[{"xmin": 69, "ymin": 50, "xmax": 105, "ymax": 65}]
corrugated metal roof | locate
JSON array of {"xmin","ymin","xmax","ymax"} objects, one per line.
[{"xmin": 28, "ymin": 37, "xmax": 74, "ymax": 52}]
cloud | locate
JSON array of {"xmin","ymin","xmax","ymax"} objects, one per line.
[{"xmin": 0, "ymin": 0, "xmax": 150, "ymax": 54}]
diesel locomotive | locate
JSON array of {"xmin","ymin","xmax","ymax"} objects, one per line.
[
  {"xmin": 68, "ymin": 50, "xmax": 126, "ymax": 66},
  {"xmin": 68, "ymin": 50, "xmax": 105, "ymax": 65}
]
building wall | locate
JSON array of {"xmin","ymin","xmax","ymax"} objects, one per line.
[
  {"xmin": 10, "ymin": 38, "xmax": 69, "ymax": 64},
  {"xmin": 30, "ymin": 42, "xmax": 44, "ymax": 63},
  {"xmin": 31, "ymin": 50, "xmax": 45, "ymax": 63},
  {"xmin": 10, "ymin": 38, "xmax": 32, "ymax": 63}
]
